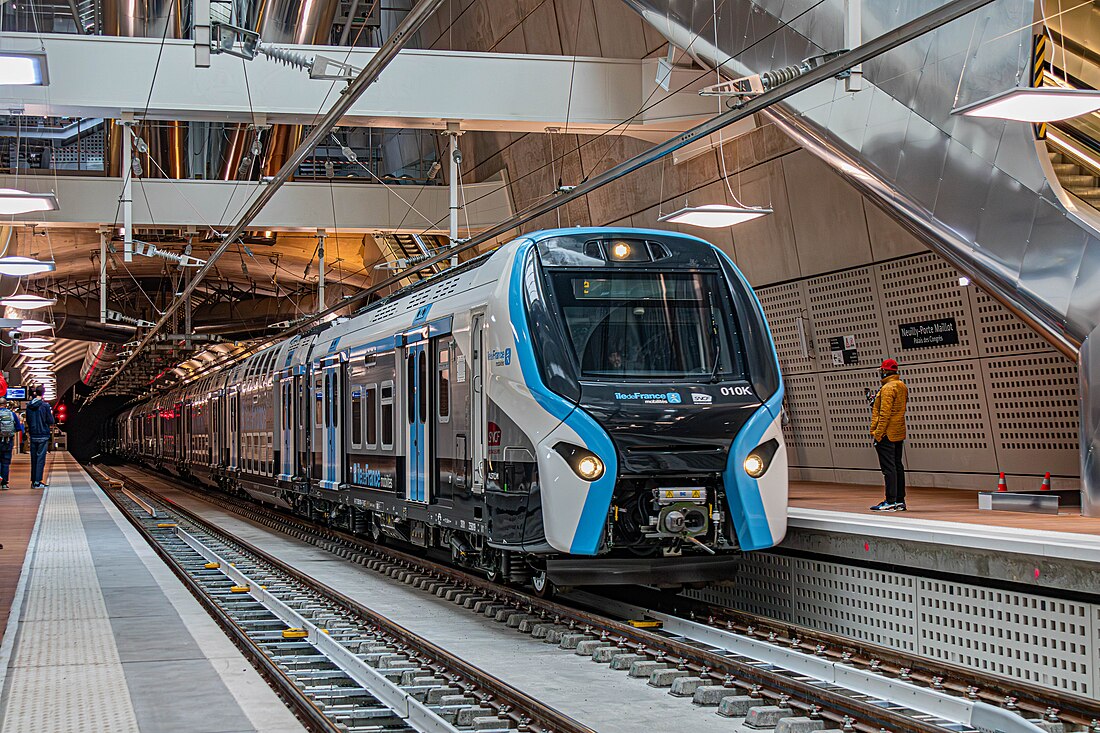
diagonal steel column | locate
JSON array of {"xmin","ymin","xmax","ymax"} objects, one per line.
[
  {"xmin": 281, "ymin": 0, "xmax": 1002, "ymax": 336},
  {"xmin": 90, "ymin": 0, "xmax": 444, "ymax": 402},
  {"xmin": 98, "ymin": 0, "xmax": 1000, "ymax": 403}
]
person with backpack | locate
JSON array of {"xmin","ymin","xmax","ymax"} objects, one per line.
[
  {"xmin": 25, "ymin": 386, "xmax": 54, "ymax": 489},
  {"xmin": 0, "ymin": 397, "xmax": 25, "ymax": 490}
]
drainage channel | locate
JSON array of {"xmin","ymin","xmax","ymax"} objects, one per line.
[
  {"xmin": 97, "ymin": 463, "xmax": 1057, "ymax": 733},
  {"xmin": 89, "ymin": 466, "xmax": 593, "ymax": 733}
]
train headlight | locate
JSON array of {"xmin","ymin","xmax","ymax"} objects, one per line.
[
  {"xmin": 576, "ymin": 455, "xmax": 604, "ymax": 481},
  {"xmin": 554, "ymin": 443, "xmax": 606, "ymax": 482},
  {"xmin": 611, "ymin": 242, "xmax": 631, "ymax": 259},
  {"xmin": 742, "ymin": 438, "xmax": 780, "ymax": 479},
  {"xmin": 744, "ymin": 454, "xmax": 765, "ymax": 478}
]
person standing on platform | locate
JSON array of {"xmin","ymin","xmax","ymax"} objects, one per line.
[
  {"xmin": 0, "ymin": 398, "xmax": 25, "ymax": 490},
  {"xmin": 870, "ymin": 358, "xmax": 908, "ymax": 512},
  {"xmin": 25, "ymin": 386, "xmax": 54, "ymax": 489}
]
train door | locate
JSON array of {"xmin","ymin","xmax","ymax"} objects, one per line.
[
  {"xmin": 276, "ymin": 371, "xmax": 294, "ymax": 481},
  {"xmin": 310, "ymin": 368, "xmax": 323, "ymax": 482},
  {"xmin": 320, "ymin": 361, "xmax": 344, "ymax": 490},
  {"xmin": 404, "ymin": 341, "xmax": 430, "ymax": 503},
  {"xmin": 295, "ymin": 370, "xmax": 309, "ymax": 480},
  {"xmin": 470, "ymin": 312, "xmax": 486, "ymax": 493},
  {"xmin": 213, "ymin": 390, "xmax": 224, "ymax": 467},
  {"xmin": 228, "ymin": 387, "xmax": 240, "ymax": 471}
]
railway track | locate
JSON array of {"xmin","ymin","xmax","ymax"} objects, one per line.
[
  {"xmin": 89, "ymin": 466, "xmax": 593, "ymax": 733},
  {"xmin": 96, "ymin": 463, "xmax": 1093, "ymax": 733}
]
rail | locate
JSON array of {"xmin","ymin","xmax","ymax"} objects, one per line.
[
  {"xmin": 96, "ymin": 463, "xmax": 1096, "ymax": 733},
  {"xmin": 90, "ymin": 464, "xmax": 595, "ymax": 733}
]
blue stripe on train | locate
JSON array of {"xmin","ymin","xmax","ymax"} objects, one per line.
[{"xmin": 506, "ymin": 241, "xmax": 618, "ymax": 555}]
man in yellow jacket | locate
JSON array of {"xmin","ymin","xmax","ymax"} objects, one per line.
[{"xmin": 870, "ymin": 358, "xmax": 908, "ymax": 512}]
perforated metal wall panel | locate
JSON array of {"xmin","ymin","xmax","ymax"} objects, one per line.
[
  {"xmin": 757, "ymin": 281, "xmax": 814, "ymax": 375},
  {"xmin": 819, "ymin": 368, "xmax": 879, "ymax": 468},
  {"xmin": 688, "ymin": 555, "xmax": 1099, "ymax": 696},
  {"xmin": 691, "ymin": 553, "xmax": 796, "ymax": 622},
  {"xmin": 877, "ymin": 254, "xmax": 977, "ymax": 362},
  {"xmin": 981, "ymin": 353, "xmax": 1079, "ymax": 475},
  {"xmin": 757, "ymin": 251, "xmax": 1079, "ymax": 482},
  {"xmin": 971, "ymin": 289, "xmax": 1052, "ymax": 356},
  {"xmin": 917, "ymin": 581, "xmax": 1095, "ymax": 696},
  {"xmin": 902, "ymin": 361, "xmax": 997, "ymax": 473},
  {"xmin": 805, "ymin": 267, "xmax": 885, "ymax": 372},
  {"xmin": 793, "ymin": 561, "xmax": 918, "ymax": 651},
  {"xmin": 782, "ymin": 373, "xmax": 833, "ymax": 467}
]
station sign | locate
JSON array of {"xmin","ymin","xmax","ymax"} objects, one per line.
[{"xmin": 898, "ymin": 317, "xmax": 959, "ymax": 349}]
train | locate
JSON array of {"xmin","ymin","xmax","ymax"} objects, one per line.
[{"xmin": 108, "ymin": 228, "xmax": 787, "ymax": 593}]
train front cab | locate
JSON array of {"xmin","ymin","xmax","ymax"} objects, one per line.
[{"xmin": 494, "ymin": 229, "xmax": 787, "ymax": 586}]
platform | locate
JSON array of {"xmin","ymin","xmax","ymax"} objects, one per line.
[
  {"xmin": 783, "ymin": 481, "xmax": 1100, "ymax": 597},
  {"xmin": 0, "ymin": 453, "xmax": 304, "ymax": 733},
  {"xmin": 0, "ymin": 450, "xmax": 48, "ymax": 642}
]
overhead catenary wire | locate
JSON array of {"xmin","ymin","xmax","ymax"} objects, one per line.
[
  {"xmin": 159, "ymin": 0, "xmax": 1003, "ymax": 377},
  {"xmin": 88, "ymin": 0, "xmax": 447, "ymax": 403}
]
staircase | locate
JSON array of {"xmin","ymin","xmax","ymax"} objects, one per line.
[
  {"xmin": 1050, "ymin": 151, "xmax": 1100, "ymax": 205},
  {"xmin": 376, "ymin": 233, "xmax": 450, "ymax": 285}
]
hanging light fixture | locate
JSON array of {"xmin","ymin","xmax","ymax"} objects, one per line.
[
  {"xmin": 18, "ymin": 337, "xmax": 54, "ymax": 349},
  {"xmin": 16, "ymin": 319, "xmax": 53, "ymax": 333},
  {"xmin": 952, "ymin": 87, "xmax": 1100, "ymax": 123},
  {"xmin": 0, "ymin": 189, "xmax": 59, "ymax": 216},
  {"xmin": 0, "ymin": 256, "xmax": 56, "ymax": 276},
  {"xmin": 659, "ymin": 203, "xmax": 772, "ymax": 228},
  {"xmin": 19, "ymin": 349, "xmax": 52, "ymax": 358},
  {"xmin": 1, "ymin": 294, "xmax": 56, "ymax": 309},
  {"xmin": 0, "ymin": 51, "xmax": 49, "ymax": 86}
]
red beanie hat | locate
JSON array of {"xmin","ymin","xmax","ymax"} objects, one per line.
[{"xmin": 881, "ymin": 358, "xmax": 898, "ymax": 371}]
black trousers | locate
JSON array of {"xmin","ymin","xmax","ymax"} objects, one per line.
[{"xmin": 875, "ymin": 438, "xmax": 906, "ymax": 503}]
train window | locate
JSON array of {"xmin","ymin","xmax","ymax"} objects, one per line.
[
  {"xmin": 314, "ymin": 376, "xmax": 323, "ymax": 428},
  {"xmin": 418, "ymin": 352, "xmax": 428, "ymax": 423},
  {"xmin": 331, "ymin": 374, "xmax": 339, "ymax": 429},
  {"xmin": 351, "ymin": 389, "xmax": 363, "ymax": 446},
  {"xmin": 381, "ymin": 381, "xmax": 394, "ymax": 449},
  {"xmin": 437, "ymin": 345, "xmax": 450, "ymax": 422},
  {"xmin": 366, "ymin": 385, "xmax": 378, "ymax": 448},
  {"xmin": 406, "ymin": 355, "xmax": 416, "ymax": 424},
  {"xmin": 547, "ymin": 271, "xmax": 745, "ymax": 380},
  {"xmin": 324, "ymin": 373, "xmax": 331, "ymax": 426}
]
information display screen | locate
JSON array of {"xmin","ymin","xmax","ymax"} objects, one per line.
[{"xmin": 5, "ymin": 386, "xmax": 26, "ymax": 400}]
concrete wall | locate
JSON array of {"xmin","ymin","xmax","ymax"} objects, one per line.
[{"xmin": 419, "ymin": 0, "xmax": 1081, "ymax": 488}]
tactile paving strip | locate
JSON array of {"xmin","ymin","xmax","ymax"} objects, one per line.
[{"xmin": 0, "ymin": 482, "xmax": 140, "ymax": 733}]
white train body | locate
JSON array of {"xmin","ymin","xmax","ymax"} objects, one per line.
[{"xmin": 112, "ymin": 228, "xmax": 787, "ymax": 587}]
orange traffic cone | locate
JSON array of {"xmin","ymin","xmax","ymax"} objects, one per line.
[
  {"xmin": 996, "ymin": 472, "xmax": 1008, "ymax": 492},
  {"xmin": 1040, "ymin": 472, "xmax": 1052, "ymax": 491}
]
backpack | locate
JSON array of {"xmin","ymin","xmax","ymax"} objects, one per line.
[{"xmin": 0, "ymin": 409, "xmax": 15, "ymax": 439}]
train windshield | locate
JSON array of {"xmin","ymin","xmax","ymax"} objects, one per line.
[{"xmin": 547, "ymin": 271, "xmax": 745, "ymax": 380}]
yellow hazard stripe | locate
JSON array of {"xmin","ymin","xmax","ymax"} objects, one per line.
[{"xmin": 1032, "ymin": 34, "xmax": 1048, "ymax": 87}]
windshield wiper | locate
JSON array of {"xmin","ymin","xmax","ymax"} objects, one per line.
[{"xmin": 708, "ymin": 295, "xmax": 723, "ymax": 383}]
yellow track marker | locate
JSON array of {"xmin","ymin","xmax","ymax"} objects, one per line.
[
  {"xmin": 230, "ymin": 585, "xmax": 250, "ymax": 593},
  {"xmin": 282, "ymin": 628, "xmax": 308, "ymax": 638},
  {"xmin": 627, "ymin": 620, "xmax": 662, "ymax": 629},
  {"xmin": 204, "ymin": 562, "xmax": 220, "ymax": 569}
]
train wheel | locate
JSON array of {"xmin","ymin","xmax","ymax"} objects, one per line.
[
  {"xmin": 370, "ymin": 517, "xmax": 385, "ymax": 545},
  {"xmin": 531, "ymin": 569, "xmax": 554, "ymax": 598}
]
